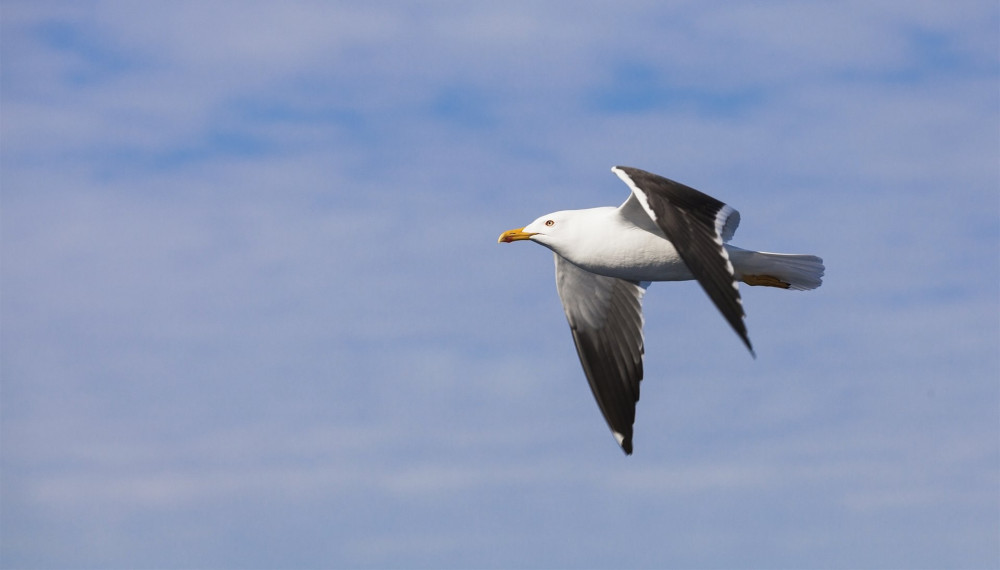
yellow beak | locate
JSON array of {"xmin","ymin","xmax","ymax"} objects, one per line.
[{"xmin": 498, "ymin": 227, "xmax": 537, "ymax": 243}]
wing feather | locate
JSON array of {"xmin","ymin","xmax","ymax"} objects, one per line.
[
  {"xmin": 613, "ymin": 166, "xmax": 754, "ymax": 355},
  {"xmin": 554, "ymin": 254, "xmax": 646, "ymax": 454}
]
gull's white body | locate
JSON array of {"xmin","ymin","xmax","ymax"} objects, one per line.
[
  {"xmin": 523, "ymin": 199, "xmax": 822, "ymax": 290},
  {"xmin": 526, "ymin": 204, "xmax": 691, "ymax": 283}
]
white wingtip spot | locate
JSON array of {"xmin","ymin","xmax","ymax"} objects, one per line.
[{"xmin": 613, "ymin": 431, "xmax": 625, "ymax": 446}]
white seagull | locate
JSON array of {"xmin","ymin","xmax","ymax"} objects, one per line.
[{"xmin": 498, "ymin": 166, "xmax": 824, "ymax": 454}]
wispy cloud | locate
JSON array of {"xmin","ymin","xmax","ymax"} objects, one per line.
[{"xmin": 3, "ymin": 2, "xmax": 998, "ymax": 568}]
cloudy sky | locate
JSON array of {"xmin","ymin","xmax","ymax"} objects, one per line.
[{"xmin": 2, "ymin": 2, "xmax": 998, "ymax": 568}]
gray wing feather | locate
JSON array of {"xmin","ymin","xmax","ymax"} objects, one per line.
[{"xmin": 554, "ymin": 253, "xmax": 646, "ymax": 455}]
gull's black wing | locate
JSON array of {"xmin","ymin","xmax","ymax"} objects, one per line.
[
  {"xmin": 613, "ymin": 166, "xmax": 753, "ymax": 355},
  {"xmin": 554, "ymin": 254, "xmax": 647, "ymax": 454}
]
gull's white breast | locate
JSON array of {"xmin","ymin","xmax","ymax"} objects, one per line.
[{"xmin": 553, "ymin": 208, "xmax": 695, "ymax": 283}]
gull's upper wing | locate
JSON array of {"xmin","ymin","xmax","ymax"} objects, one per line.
[
  {"xmin": 613, "ymin": 166, "xmax": 753, "ymax": 355},
  {"xmin": 554, "ymin": 253, "xmax": 646, "ymax": 455}
]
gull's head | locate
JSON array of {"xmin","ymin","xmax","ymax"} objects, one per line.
[{"xmin": 498, "ymin": 211, "xmax": 575, "ymax": 248}]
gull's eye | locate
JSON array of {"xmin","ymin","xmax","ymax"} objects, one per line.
[{"xmin": 545, "ymin": 219, "xmax": 555, "ymax": 227}]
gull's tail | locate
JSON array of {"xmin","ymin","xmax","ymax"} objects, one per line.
[{"xmin": 726, "ymin": 246, "xmax": 825, "ymax": 291}]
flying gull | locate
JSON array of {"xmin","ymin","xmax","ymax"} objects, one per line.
[{"xmin": 498, "ymin": 166, "xmax": 824, "ymax": 454}]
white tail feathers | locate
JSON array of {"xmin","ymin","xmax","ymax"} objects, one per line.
[{"xmin": 726, "ymin": 246, "xmax": 825, "ymax": 291}]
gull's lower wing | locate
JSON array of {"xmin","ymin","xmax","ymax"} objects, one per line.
[
  {"xmin": 554, "ymin": 253, "xmax": 646, "ymax": 454},
  {"xmin": 613, "ymin": 166, "xmax": 753, "ymax": 355}
]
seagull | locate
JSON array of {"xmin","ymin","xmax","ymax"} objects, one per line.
[{"xmin": 498, "ymin": 166, "xmax": 824, "ymax": 454}]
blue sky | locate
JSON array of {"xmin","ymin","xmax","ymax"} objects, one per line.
[{"xmin": 2, "ymin": 2, "xmax": 998, "ymax": 568}]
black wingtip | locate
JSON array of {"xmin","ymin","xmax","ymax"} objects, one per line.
[
  {"xmin": 615, "ymin": 431, "xmax": 633, "ymax": 455},
  {"xmin": 733, "ymin": 324, "xmax": 754, "ymax": 358}
]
